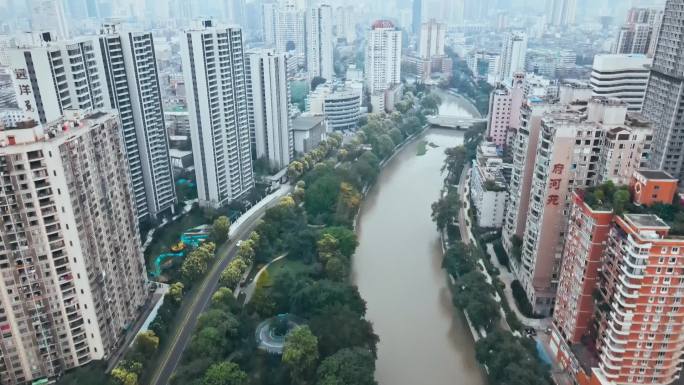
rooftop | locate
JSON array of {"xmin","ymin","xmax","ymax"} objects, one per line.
[
  {"xmin": 624, "ymin": 214, "xmax": 670, "ymax": 230},
  {"xmin": 0, "ymin": 109, "xmax": 116, "ymax": 149},
  {"xmin": 293, "ymin": 115, "xmax": 325, "ymax": 131},
  {"xmin": 636, "ymin": 169, "xmax": 676, "ymax": 181}
]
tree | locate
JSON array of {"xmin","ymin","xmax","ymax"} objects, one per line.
[
  {"xmin": 181, "ymin": 250, "xmax": 209, "ymax": 282},
  {"xmin": 388, "ymin": 127, "xmax": 403, "ymax": 146},
  {"xmin": 309, "ymin": 304, "xmax": 378, "ymax": 358},
  {"xmin": 442, "ymin": 146, "xmax": 467, "ymax": 177},
  {"xmin": 399, "ymin": 116, "xmax": 422, "ymax": 136},
  {"xmin": 220, "ymin": 258, "xmax": 248, "ymax": 288},
  {"xmin": 321, "ymin": 227, "xmax": 358, "ymax": 258},
  {"xmin": 316, "ymin": 348, "xmax": 377, "ymax": 385},
  {"xmin": 373, "ymin": 134, "xmax": 395, "ymax": 160},
  {"xmin": 305, "ymin": 173, "xmax": 342, "ymax": 221},
  {"xmin": 288, "ymin": 161, "xmax": 305, "ymax": 180},
  {"xmin": 131, "ymin": 330, "xmax": 159, "ymax": 359},
  {"xmin": 211, "ymin": 287, "xmax": 235, "ymax": 307},
  {"xmin": 324, "ymin": 256, "xmax": 348, "ymax": 281},
  {"xmin": 453, "ymin": 271, "xmax": 500, "ymax": 331},
  {"xmin": 335, "ymin": 182, "xmax": 362, "ymax": 224},
  {"xmin": 111, "ymin": 368, "xmax": 138, "ymax": 385},
  {"xmin": 211, "ymin": 216, "xmax": 231, "ymax": 243},
  {"xmin": 317, "ymin": 233, "xmax": 340, "ymax": 256},
  {"xmin": 475, "ymin": 331, "xmax": 552, "ymax": 385},
  {"xmin": 111, "ymin": 361, "xmax": 142, "ymax": 385},
  {"xmin": 290, "ymin": 280, "xmax": 366, "ymax": 318},
  {"xmin": 237, "ymin": 241, "xmax": 255, "ymax": 264},
  {"xmin": 169, "ymin": 282, "xmax": 184, "ymax": 304},
  {"xmin": 283, "ymin": 326, "xmax": 319, "ymax": 385},
  {"xmin": 311, "ymin": 76, "xmax": 327, "ymax": 91},
  {"xmin": 431, "ymin": 190, "xmax": 459, "ymax": 230},
  {"xmin": 202, "ymin": 362, "xmax": 248, "ymax": 385}
]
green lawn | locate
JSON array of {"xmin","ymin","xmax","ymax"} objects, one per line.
[{"xmin": 266, "ymin": 259, "xmax": 312, "ymax": 283}]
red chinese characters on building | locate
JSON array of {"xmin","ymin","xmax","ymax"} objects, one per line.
[
  {"xmin": 546, "ymin": 164, "xmax": 565, "ymax": 206},
  {"xmin": 552, "ymin": 164, "xmax": 564, "ymax": 175}
]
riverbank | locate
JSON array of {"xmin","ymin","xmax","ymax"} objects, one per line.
[{"xmin": 432, "ymin": 139, "xmax": 555, "ymax": 385}]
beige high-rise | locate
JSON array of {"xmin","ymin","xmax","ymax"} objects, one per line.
[{"xmin": 0, "ymin": 110, "xmax": 148, "ymax": 384}]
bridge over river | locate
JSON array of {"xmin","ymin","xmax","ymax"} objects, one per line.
[{"xmin": 428, "ymin": 89, "xmax": 486, "ymax": 129}]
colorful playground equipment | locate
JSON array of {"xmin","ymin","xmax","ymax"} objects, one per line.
[{"xmin": 149, "ymin": 225, "xmax": 210, "ymax": 278}]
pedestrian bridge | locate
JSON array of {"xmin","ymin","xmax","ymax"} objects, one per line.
[{"xmin": 428, "ymin": 115, "xmax": 487, "ymax": 130}]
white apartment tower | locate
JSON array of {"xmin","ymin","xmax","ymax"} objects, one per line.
[
  {"xmin": 8, "ymin": 35, "xmax": 106, "ymax": 125},
  {"xmin": 545, "ymin": 0, "xmax": 576, "ymax": 26},
  {"xmin": 8, "ymin": 28, "xmax": 177, "ymax": 222},
  {"xmin": 0, "ymin": 110, "xmax": 148, "ymax": 384},
  {"xmin": 419, "ymin": 18, "xmax": 445, "ymax": 60},
  {"xmin": 275, "ymin": 4, "xmax": 307, "ymax": 67},
  {"xmin": 486, "ymin": 73, "xmax": 525, "ymax": 147},
  {"xmin": 247, "ymin": 49, "xmax": 293, "ymax": 170},
  {"xmin": 98, "ymin": 23, "xmax": 176, "ymax": 220},
  {"xmin": 306, "ymin": 5, "xmax": 334, "ymax": 81},
  {"xmin": 262, "ymin": 2, "xmax": 278, "ymax": 45},
  {"xmin": 181, "ymin": 20, "xmax": 254, "ymax": 209},
  {"xmin": 30, "ymin": 0, "xmax": 69, "ymax": 40},
  {"xmin": 334, "ymin": 6, "xmax": 356, "ymax": 44},
  {"xmin": 499, "ymin": 32, "xmax": 527, "ymax": 81},
  {"xmin": 365, "ymin": 20, "xmax": 402, "ymax": 95},
  {"xmin": 590, "ymin": 54, "xmax": 651, "ymax": 112}
]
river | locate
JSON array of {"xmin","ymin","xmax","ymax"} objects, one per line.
[{"xmin": 351, "ymin": 92, "xmax": 486, "ymax": 385}]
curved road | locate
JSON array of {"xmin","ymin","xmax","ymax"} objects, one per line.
[{"xmin": 148, "ymin": 188, "xmax": 290, "ymax": 385}]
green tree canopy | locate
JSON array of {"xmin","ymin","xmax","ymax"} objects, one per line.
[
  {"xmin": 316, "ymin": 347, "xmax": 377, "ymax": 385},
  {"xmin": 202, "ymin": 362, "xmax": 248, "ymax": 385},
  {"xmin": 309, "ymin": 304, "xmax": 378, "ymax": 358},
  {"xmin": 211, "ymin": 216, "xmax": 231, "ymax": 243},
  {"xmin": 283, "ymin": 326, "xmax": 320, "ymax": 385}
]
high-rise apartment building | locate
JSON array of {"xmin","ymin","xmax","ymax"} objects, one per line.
[
  {"xmin": 0, "ymin": 110, "xmax": 148, "ymax": 384},
  {"xmin": 470, "ymin": 142, "xmax": 509, "ymax": 228},
  {"xmin": 419, "ymin": 19, "xmax": 445, "ymax": 60},
  {"xmin": 275, "ymin": 4, "xmax": 307, "ymax": 67},
  {"xmin": 262, "ymin": 2, "xmax": 278, "ymax": 45},
  {"xmin": 8, "ymin": 27, "xmax": 176, "ymax": 222},
  {"xmin": 642, "ymin": 0, "xmax": 684, "ymax": 184},
  {"xmin": 181, "ymin": 20, "xmax": 254, "ymax": 209},
  {"xmin": 502, "ymin": 97, "xmax": 556, "ymax": 254},
  {"xmin": 222, "ymin": 0, "xmax": 246, "ymax": 25},
  {"xmin": 29, "ymin": 0, "xmax": 69, "ymax": 40},
  {"xmin": 9, "ymin": 35, "xmax": 107, "ymax": 125},
  {"xmin": 546, "ymin": 0, "xmax": 576, "ymax": 26},
  {"xmin": 590, "ymin": 54, "xmax": 651, "ymax": 112},
  {"xmin": 614, "ymin": 7, "xmax": 663, "ymax": 56},
  {"xmin": 499, "ymin": 32, "xmax": 527, "ymax": 81},
  {"xmin": 552, "ymin": 171, "xmax": 684, "ymax": 385},
  {"xmin": 486, "ymin": 73, "xmax": 524, "ymax": 147},
  {"xmin": 98, "ymin": 23, "xmax": 176, "ymax": 221},
  {"xmin": 306, "ymin": 5, "xmax": 334, "ymax": 81},
  {"xmin": 246, "ymin": 49, "xmax": 293, "ymax": 170},
  {"xmin": 365, "ymin": 20, "xmax": 402, "ymax": 95},
  {"xmin": 513, "ymin": 98, "xmax": 652, "ymax": 315},
  {"xmin": 412, "ymin": 0, "xmax": 422, "ymax": 35},
  {"xmin": 334, "ymin": 6, "xmax": 356, "ymax": 44}
]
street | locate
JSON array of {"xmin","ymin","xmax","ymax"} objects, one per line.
[{"xmin": 148, "ymin": 186, "xmax": 290, "ymax": 385}]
